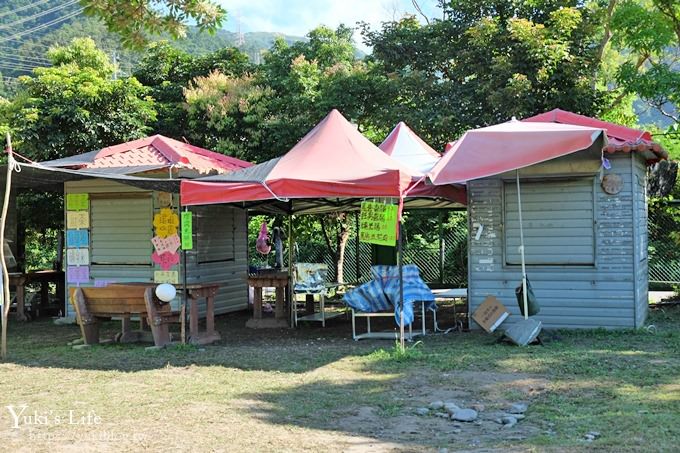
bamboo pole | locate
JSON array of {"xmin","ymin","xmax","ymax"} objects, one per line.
[
  {"xmin": 1, "ymin": 133, "xmax": 14, "ymax": 358},
  {"xmin": 516, "ymin": 170, "xmax": 529, "ymax": 320}
]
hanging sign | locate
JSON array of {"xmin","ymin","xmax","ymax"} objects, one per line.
[
  {"xmin": 154, "ymin": 270, "xmax": 179, "ymax": 284},
  {"xmin": 67, "ymin": 266, "xmax": 90, "ymax": 284},
  {"xmin": 358, "ymin": 201, "xmax": 398, "ymax": 246},
  {"xmin": 66, "ymin": 193, "xmax": 89, "ymax": 211},
  {"xmin": 153, "ymin": 208, "xmax": 179, "ymax": 238},
  {"xmin": 181, "ymin": 211, "xmax": 193, "ymax": 250},
  {"xmin": 67, "ymin": 248, "xmax": 89, "ymax": 266},
  {"xmin": 66, "ymin": 211, "xmax": 89, "ymax": 229},
  {"xmin": 151, "ymin": 234, "xmax": 181, "ymax": 255},
  {"xmin": 156, "ymin": 192, "xmax": 173, "ymax": 208},
  {"xmin": 152, "ymin": 251, "xmax": 180, "ymax": 271},
  {"xmin": 66, "ymin": 230, "xmax": 89, "ymax": 248}
]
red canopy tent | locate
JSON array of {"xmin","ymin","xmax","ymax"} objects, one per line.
[
  {"xmin": 180, "ymin": 109, "xmax": 465, "ymax": 210},
  {"xmin": 379, "ymin": 122, "xmax": 441, "ymax": 175}
]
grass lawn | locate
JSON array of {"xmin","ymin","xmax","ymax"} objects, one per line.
[{"xmin": 0, "ymin": 304, "xmax": 678, "ymax": 452}]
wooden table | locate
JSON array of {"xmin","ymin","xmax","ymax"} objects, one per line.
[
  {"xmin": 246, "ymin": 271, "xmax": 289, "ymax": 328},
  {"xmin": 109, "ymin": 282, "xmax": 221, "ymax": 345},
  {"xmin": 8, "ymin": 273, "xmax": 27, "ymax": 321},
  {"xmin": 184, "ymin": 283, "xmax": 221, "ymax": 345},
  {"xmin": 9, "ymin": 270, "xmax": 65, "ymax": 321}
]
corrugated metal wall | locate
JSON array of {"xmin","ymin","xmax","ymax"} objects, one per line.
[
  {"xmin": 467, "ymin": 153, "xmax": 643, "ymax": 329},
  {"xmin": 185, "ymin": 205, "xmax": 248, "ymax": 315},
  {"xmin": 64, "ymin": 181, "xmax": 154, "ymax": 316},
  {"xmin": 64, "ymin": 180, "xmax": 249, "ymax": 317},
  {"xmin": 633, "ymin": 155, "xmax": 649, "ymax": 327}
]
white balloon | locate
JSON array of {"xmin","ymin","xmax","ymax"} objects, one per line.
[{"xmin": 155, "ymin": 283, "xmax": 177, "ymax": 302}]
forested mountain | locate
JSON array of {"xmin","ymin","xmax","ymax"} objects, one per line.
[{"xmin": 0, "ymin": 0, "xmax": 303, "ymax": 81}]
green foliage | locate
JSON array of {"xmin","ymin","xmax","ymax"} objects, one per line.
[
  {"xmin": 80, "ymin": 0, "xmax": 226, "ymax": 48},
  {"xmin": 133, "ymin": 41, "xmax": 251, "ymax": 141},
  {"xmin": 7, "ymin": 38, "xmax": 155, "ymax": 161},
  {"xmin": 361, "ymin": 2, "xmax": 606, "ymax": 148}
]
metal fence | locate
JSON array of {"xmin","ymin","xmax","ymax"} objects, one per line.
[
  {"xmin": 648, "ymin": 201, "xmax": 680, "ymax": 284},
  {"xmin": 292, "ymin": 210, "xmax": 468, "ymax": 286}
]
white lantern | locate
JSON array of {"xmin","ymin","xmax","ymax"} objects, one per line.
[{"xmin": 155, "ymin": 283, "xmax": 177, "ymax": 303}]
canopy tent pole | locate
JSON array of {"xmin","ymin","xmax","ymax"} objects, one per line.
[
  {"xmin": 288, "ymin": 213, "xmax": 294, "ymax": 327},
  {"xmin": 398, "ymin": 220, "xmax": 405, "ymax": 349},
  {"xmin": 1, "ymin": 133, "xmax": 14, "ymax": 359},
  {"xmin": 516, "ymin": 170, "xmax": 529, "ymax": 320}
]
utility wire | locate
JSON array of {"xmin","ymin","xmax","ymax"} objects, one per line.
[
  {"xmin": 0, "ymin": 0, "xmax": 53, "ymax": 20},
  {"xmin": 0, "ymin": 52, "xmax": 50, "ymax": 65},
  {"xmin": 0, "ymin": 0, "xmax": 79, "ymax": 31},
  {"xmin": 0, "ymin": 7, "xmax": 84, "ymax": 44}
]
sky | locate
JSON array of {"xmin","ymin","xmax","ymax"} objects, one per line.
[{"xmin": 217, "ymin": 0, "xmax": 440, "ymax": 51}]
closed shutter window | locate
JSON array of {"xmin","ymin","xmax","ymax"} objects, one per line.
[
  {"xmin": 195, "ymin": 205, "xmax": 235, "ymax": 264},
  {"xmin": 90, "ymin": 196, "xmax": 153, "ymax": 265},
  {"xmin": 504, "ymin": 178, "xmax": 595, "ymax": 265}
]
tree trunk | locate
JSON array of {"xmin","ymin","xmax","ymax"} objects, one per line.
[{"xmin": 336, "ymin": 221, "xmax": 350, "ymax": 284}]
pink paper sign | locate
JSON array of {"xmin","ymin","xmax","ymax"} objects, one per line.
[
  {"xmin": 151, "ymin": 234, "xmax": 181, "ymax": 255},
  {"xmin": 152, "ymin": 251, "xmax": 180, "ymax": 271},
  {"xmin": 67, "ymin": 266, "xmax": 89, "ymax": 284}
]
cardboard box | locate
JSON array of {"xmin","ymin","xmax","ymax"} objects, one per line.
[{"xmin": 472, "ymin": 296, "xmax": 509, "ymax": 333}]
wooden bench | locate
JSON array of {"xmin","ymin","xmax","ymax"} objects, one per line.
[{"xmin": 69, "ymin": 285, "xmax": 178, "ymax": 347}]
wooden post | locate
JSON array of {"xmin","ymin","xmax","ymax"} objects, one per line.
[
  {"xmin": 1, "ymin": 133, "xmax": 14, "ymax": 359},
  {"xmin": 253, "ymin": 287, "xmax": 263, "ymax": 319}
]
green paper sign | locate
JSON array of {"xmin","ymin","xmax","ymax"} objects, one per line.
[
  {"xmin": 66, "ymin": 193, "xmax": 89, "ymax": 211},
  {"xmin": 359, "ymin": 201, "xmax": 398, "ymax": 246},
  {"xmin": 181, "ymin": 211, "xmax": 193, "ymax": 250}
]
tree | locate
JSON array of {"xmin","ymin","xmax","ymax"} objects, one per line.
[
  {"xmin": 600, "ymin": 0, "xmax": 680, "ymax": 124},
  {"xmin": 80, "ymin": 0, "xmax": 226, "ymax": 48},
  {"xmin": 184, "ymin": 71, "xmax": 273, "ymax": 162},
  {"xmin": 133, "ymin": 41, "xmax": 251, "ymax": 139},
  {"xmin": 5, "ymin": 38, "xmax": 156, "ymax": 162},
  {"xmin": 361, "ymin": 2, "xmax": 607, "ymax": 146}
]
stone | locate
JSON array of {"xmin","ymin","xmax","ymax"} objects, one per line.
[
  {"xmin": 438, "ymin": 449, "xmax": 449, "ymax": 453},
  {"xmin": 452, "ymin": 423, "xmax": 462, "ymax": 428},
  {"xmin": 508, "ymin": 403, "xmax": 528, "ymax": 414},
  {"xmin": 72, "ymin": 344, "xmax": 90, "ymax": 350},
  {"xmin": 501, "ymin": 416, "xmax": 517, "ymax": 427},
  {"xmin": 452, "ymin": 428, "xmax": 461, "ymax": 434},
  {"xmin": 584, "ymin": 431, "xmax": 601, "ymax": 441},
  {"xmin": 444, "ymin": 403, "xmax": 461, "ymax": 414},
  {"xmin": 435, "ymin": 412, "xmax": 449, "ymax": 419},
  {"xmin": 451, "ymin": 409, "xmax": 478, "ymax": 422},
  {"xmin": 504, "ymin": 318, "xmax": 542, "ymax": 346},
  {"xmin": 429, "ymin": 401, "xmax": 445, "ymax": 410},
  {"xmin": 494, "ymin": 418, "xmax": 503, "ymax": 425},
  {"xmin": 470, "ymin": 403, "xmax": 485, "ymax": 412},
  {"xmin": 415, "ymin": 407, "xmax": 430, "ymax": 416}
]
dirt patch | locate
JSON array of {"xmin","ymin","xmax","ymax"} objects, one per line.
[{"xmin": 335, "ymin": 369, "xmax": 546, "ymax": 451}]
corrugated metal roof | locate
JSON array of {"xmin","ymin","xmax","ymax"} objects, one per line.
[{"xmin": 523, "ymin": 109, "xmax": 667, "ymax": 162}]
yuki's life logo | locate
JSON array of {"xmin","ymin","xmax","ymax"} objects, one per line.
[{"xmin": 5, "ymin": 405, "xmax": 102, "ymax": 429}]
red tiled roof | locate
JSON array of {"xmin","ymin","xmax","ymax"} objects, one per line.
[
  {"xmin": 523, "ymin": 109, "xmax": 667, "ymax": 162},
  {"xmin": 80, "ymin": 135, "xmax": 252, "ymax": 174}
]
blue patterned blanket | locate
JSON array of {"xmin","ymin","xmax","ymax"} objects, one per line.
[{"xmin": 343, "ymin": 265, "xmax": 435, "ymax": 326}]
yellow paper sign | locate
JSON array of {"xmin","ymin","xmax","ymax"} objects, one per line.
[
  {"xmin": 66, "ymin": 193, "xmax": 89, "ymax": 211},
  {"xmin": 358, "ymin": 201, "xmax": 398, "ymax": 246},
  {"xmin": 154, "ymin": 270, "xmax": 179, "ymax": 284},
  {"xmin": 66, "ymin": 211, "xmax": 90, "ymax": 229},
  {"xmin": 153, "ymin": 208, "xmax": 179, "ymax": 238}
]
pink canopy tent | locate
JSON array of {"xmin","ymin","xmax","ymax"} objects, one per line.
[
  {"xmin": 379, "ymin": 122, "xmax": 441, "ymax": 175},
  {"xmin": 428, "ymin": 120, "xmax": 607, "ymax": 185},
  {"xmin": 180, "ymin": 109, "xmax": 465, "ymax": 210}
]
